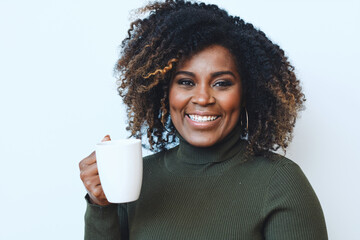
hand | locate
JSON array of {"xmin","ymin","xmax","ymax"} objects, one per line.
[{"xmin": 79, "ymin": 135, "xmax": 111, "ymax": 206}]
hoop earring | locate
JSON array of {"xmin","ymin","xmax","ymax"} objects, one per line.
[
  {"xmin": 245, "ymin": 108, "xmax": 249, "ymax": 132},
  {"xmin": 240, "ymin": 107, "xmax": 249, "ymax": 133}
]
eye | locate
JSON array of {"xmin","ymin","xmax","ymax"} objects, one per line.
[
  {"xmin": 177, "ymin": 79, "xmax": 195, "ymax": 86},
  {"xmin": 213, "ymin": 80, "xmax": 233, "ymax": 87}
]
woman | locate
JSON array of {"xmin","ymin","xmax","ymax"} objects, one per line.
[{"xmin": 79, "ymin": 0, "xmax": 328, "ymax": 239}]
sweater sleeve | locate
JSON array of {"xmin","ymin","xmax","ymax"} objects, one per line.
[
  {"xmin": 262, "ymin": 162, "xmax": 328, "ymax": 240},
  {"xmin": 84, "ymin": 194, "xmax": 129, "ymax": 240}
]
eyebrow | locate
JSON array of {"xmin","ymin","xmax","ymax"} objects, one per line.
[
  {"xmin": 211, "ymin": 71, "xmax": 236, "ymax": 78},
  {"xmin": 174, "ymin": 71, "xmax": 195, "ymax": 77},
  {"xmin": 174, "ymin": 71, "xmax": 236, "ymax": 78}
]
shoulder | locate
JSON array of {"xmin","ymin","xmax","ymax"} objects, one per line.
[
  {"xmin": 236, "ymin": 151, "xmax": 315, "ymax": 197},
  {"xmin": 260, "ymin": 152, "xmax": 307, "ymax": 183},
  {"xmin": 250, "ymin": 152, "xmax": 318, "ymax": 205},
  {"xmin": 254, "ymin": 151, "xmax": 299, "ymax": 168},
  {"xmin": 240, "ymin": 150, "xmax": 303, "ymax": 180}
]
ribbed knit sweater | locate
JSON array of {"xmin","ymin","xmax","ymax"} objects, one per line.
[{"xmin": 84, "ymin": 127, "xmax": 328, "ymax": 239}]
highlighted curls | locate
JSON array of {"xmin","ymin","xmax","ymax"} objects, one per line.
[
  {"xmin": 143, "ymin": 58, "xmax": 178, "ymax": 79},
  {"xmin": 140, "ymin": 58, "xmax": 179, "ymax": 92}
]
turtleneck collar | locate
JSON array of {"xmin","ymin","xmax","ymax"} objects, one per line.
[{"xmin": 164, "ymin": 125, "xmax": 248, "ymax": 176}]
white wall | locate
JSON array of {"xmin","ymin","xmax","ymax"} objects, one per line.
[{"xmin": 0, "ymin": 0, "xmax": 359, "ymax": 239}]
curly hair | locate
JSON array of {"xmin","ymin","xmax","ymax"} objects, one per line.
[{"xmin": 115, "ymin": 0, "xmax": 305, "ymax": 155}]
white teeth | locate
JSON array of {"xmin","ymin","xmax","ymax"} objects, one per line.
[{"xmin": 188, "ymin": 115, "xmax": 218, "ymax": 122}]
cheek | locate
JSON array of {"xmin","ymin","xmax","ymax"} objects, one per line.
[
  {"xmin": 218, "ymin": 91, "xmax": 242, "ymax": 113},
  {"xmin": 168, "ymin": 88, "xmax": 185, "ymax": 123},
  {"xmin": 168, "ymin": 88, "xmax": 178, "ymax": 112},
  {"xmin": 169, "ymin": 88, "xmax": 188, "ymax": 111}
]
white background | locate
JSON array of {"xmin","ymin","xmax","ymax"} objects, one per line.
[{"xmin": 0, "ymin": 0, "xmax": 359, "ymax": 239}]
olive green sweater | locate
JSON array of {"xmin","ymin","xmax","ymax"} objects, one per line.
[{"xmin": 84, "ymin": 128, "xmax": 328, "ymax": 239}]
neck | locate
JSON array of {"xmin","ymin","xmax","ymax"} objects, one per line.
[{"xmin": 164, "ymin": 125, "xmax": 248, "ymax": 176}]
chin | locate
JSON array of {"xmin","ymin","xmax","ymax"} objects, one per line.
[{"xmin": 185, "ymin": 135, "xmax": 219, "ymax": 148}]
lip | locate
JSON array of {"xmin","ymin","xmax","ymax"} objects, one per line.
[{"xmin": 186, "ymin": 111, "xmax": 221, "ymax": 116}]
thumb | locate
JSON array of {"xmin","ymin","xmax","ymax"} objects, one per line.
[{"xmin": 101, "ymin": 135, "xmax": 111, "ymax": 142}]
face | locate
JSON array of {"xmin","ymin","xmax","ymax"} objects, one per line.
[{"xmin": 169, "ymin": 45, "xmax": 243, "ymax": 147}]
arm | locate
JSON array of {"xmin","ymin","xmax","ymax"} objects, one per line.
[{"xmin": 262, "ymin": 162, "xmax": 328, "ymax": 240}]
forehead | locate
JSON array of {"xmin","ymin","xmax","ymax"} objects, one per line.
[{"xmin": 176, "ymin": 45, "xmax": 238, "ymax": 72}]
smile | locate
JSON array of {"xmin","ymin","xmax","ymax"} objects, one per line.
[{"xmin": 187, "ymin": 114, "xmax": 220, "ymax": 122}]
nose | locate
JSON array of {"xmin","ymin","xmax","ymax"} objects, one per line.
[{"xmin": 191, "ymin": 84, "xmax": 215, "ymax": 106}]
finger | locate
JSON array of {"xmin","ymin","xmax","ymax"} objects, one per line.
[
  {"xmin": 84, "ymin": 162, "xmax": 99, "ymax": 176},
  {"xmin": 88, "ymin": 184, "xmax": 110, "ymax": 206},
  {"xmin": 80, "ymin": 151, "xmax": 96, "ymax": 168},
  {"xmin": 97, "ymin": 191, "xmax": 109, "ymax": 204},
  {"xmin": 80, "ymin": 162, "xmax": 99, "ymax": 181},
  {"xmin": 83, "ymin": 175, "xmax": 101, "ymax": 191},
  {"xmin": 89, "ymin": 192, "xmax": 110, "ymax": 206},
  {"xmin": 91, "ymin": 184, "xmax": 106, "ymax": 199},
  {"xmin": 101, "ymin": 135, "xmax": 111, "ymax": 142},
  {"xmin": 79, "ymin": 157, "xmax": 94, "ymax": 171},
  {"xmin": 80, "ymin": 169, "xmax": 100, "ymax": 186}
]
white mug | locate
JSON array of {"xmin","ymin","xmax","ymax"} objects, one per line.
[{"xmin": 95, "ymin": 139, "xmax": 142, "ymax": 203}]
